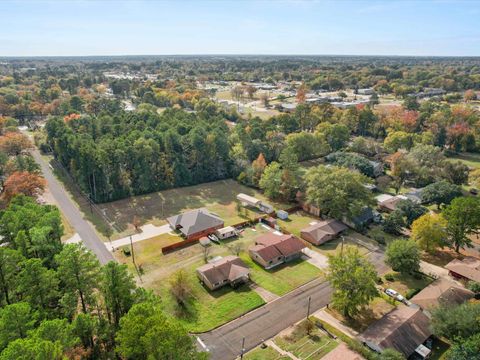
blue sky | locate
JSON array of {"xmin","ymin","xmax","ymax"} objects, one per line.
[{"xmin": 1, "ymin": 0, "xmax": 480, "ymax": 56}]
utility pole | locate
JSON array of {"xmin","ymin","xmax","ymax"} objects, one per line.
[
  {"xmin": 306, "ymin": 296, "xmax": 311, "ymax": 319},
  {"xmin": 130, "ymin": 235, "xmax": 135, "ymax": 266},
  {"xmin": 240, "ymin": 337, "xmax": 245, "ymax": 359}
]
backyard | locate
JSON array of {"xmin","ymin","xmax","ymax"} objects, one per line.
[
  {"xmin": 381, "ymin": 271, "xmax": 433, "ymax": 299},
  {"xmin": 99, "ymin": 179, "xmax": 292, "ymax": 239}
]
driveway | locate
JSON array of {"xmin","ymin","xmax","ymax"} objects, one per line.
[
  {"xmin": 31, "ymin": 150, "xmax": 114, "ymax": 264},
  {"xmin": 302, "ymin": 248, "xmax": 329, "ymax": 270},
  {"xmin": 109, "ymin": 224, "xmax": 172, "ymax": 249}
]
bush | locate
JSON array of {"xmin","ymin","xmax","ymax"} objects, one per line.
[
  {"xmin": 406, "ymin": 288, "xmax": 421, "ymax": 299},
  {"xmin": 384, "ymin": 273, "xmax": 395, "ymax": 282},
  {"xmin": 122, "ymin": 247, "xmax": 131, "ymax": 256},
  {"xmin": 376, "ymin": 277, "xmax": 384, "ymax": 285}
]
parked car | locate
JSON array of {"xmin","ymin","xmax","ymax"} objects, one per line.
[
  {"xmin": 385, "ymin": 288, "xmax": 405, "ymax": 302},
  {"xmin": 208, "ymin": 234, "xmax": 220, "ymax": 244}
]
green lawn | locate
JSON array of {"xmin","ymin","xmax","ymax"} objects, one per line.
[
  {"xmin": 315, "ymin": 236, "xmax": 371, "ymax": 257},
  {"xmin": 274, "ymin": 320, "xmax": 339, "ymax": 360},
  {"xmin": 155, "ymin": 259, "xmax": 264, "ymax": 332},
  {"xmin": 277, "ymin": 211, "xmax": 322, "ymax": 238},
  {"xmin": 382, "ymin": 271, "xmax": 433, "ymax": 298},
  {"xmin": 99, "ymin": 179, "xmax": 292, "ymax": 239},
  {"xmin": 447, "ymin": 152, "xmax": 480, "ymax": 169},
  {"xmin": 244, "ymin": 346, "xmax": 289, "ymax": 360},
  {"xmin": 240, "ymin": 253, "xmax": 323, "ymax": 296}
]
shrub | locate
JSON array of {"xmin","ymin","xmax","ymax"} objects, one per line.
[
  {"xmin": 384, "ymin": 273, "xmax": 395, "ymax": 282},
  {"xmin": 406, "ymin": 288, "xmax": 421, "ymax": 299}
]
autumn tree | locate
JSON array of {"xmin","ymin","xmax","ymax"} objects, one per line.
[
  {"xmin": 251, "ymin": 153, "xmax": 267, "ymax": 186},
  {"xmin": 296, "ymin": 83, "xmax": 306, "ymax": 104},
  {"xmin": 245, "ymin": 85, "xmax": 257, "ymax": 99},
  {"xmin": 1, "ymin": 171, "xmax": 46, "ymax": 205},
  {"xmin": 0, "ymin": 132, "xmax": 33, "ymax": 156},
  {"xmin": 411, "ymin": 213, "xmax": 448, "ymax": 253},
  {"xmin": 464, "ymin": 89, "xmax": 477, "ymax": 102}
]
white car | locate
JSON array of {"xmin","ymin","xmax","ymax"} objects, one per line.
[{"xmin": 385, "ymin": 288, "xmax": 405, "ymax": 303}]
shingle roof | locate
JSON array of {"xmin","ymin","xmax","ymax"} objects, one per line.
[
  {"xmin": 411, "ymin": 278, "xmax": 474, "ymax": 310},
  {"xmin": 360, "ymin": 306, "xmax": 432, "ymax": 358},
  {"xmin": 301, "ymin": 219, "xmax": 347, "ymax": 244},
  {"xmin": 250, "ymin": 233, "xmax": 306, "ymax": 262},
  {"xmin": 445, "ymin": 256, "xmax": 480, "ymax": 283},
  {"xmin": 167, "ymin": 208, "xmax": 223, "ymax": 237},
  {"xmin": 197, "ymin": 255, "xmax": 249, "ymax": 285}
]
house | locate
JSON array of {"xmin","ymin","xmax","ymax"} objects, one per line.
[
  {"xmin": 361, "ymin": 306, "xmax": 432, "ymax": 359},
  {"xmin": 344, "ymin": 207, "xmax": 377, "ymax": 229},
  {"xmin": 445, "ymin": 256, "xmax": 480, "ymax": 283},
  {"xmin": 368, "ymin": 160, "xmax": 383, "ymax": 177},
  {"xmin": 196, "ymin": 255, "xmax": 250, "ymax": 291},
  {"xmin": 404, "ymin": 188, "xmax": 425, "ymax": 204},
  {"xmin": 167, "ymin": 208, "xmax": 224, "ymax": 240},
  {"xmin": 300, "ymin": 219, "xmax": 348, "ymax": 246},
  {"xmin": 249, "ymin": 233, "xmax": 306, "ymax": 269},
  {"xmin": 376, "ymin": 194, "xmax": 408, "ymax": 212},
  {"xmin": 411, "ymin": 278, "xmax": 474, "ymax": 315},
  {"xmin": 237, "ymin": 193, "xmax": 274, "ymax": 213},
  {"xmin": 215, "ymin": 226, "xmax": 237, "ymax": 240}
]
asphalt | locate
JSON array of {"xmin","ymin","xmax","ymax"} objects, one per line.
[
  {"xmin": 198, "ymin": 249, "xmax": 388, "ymax": 360},
  {"xmin": 31, "ymin": 150, "xmax": 115, "ymax": 265}
]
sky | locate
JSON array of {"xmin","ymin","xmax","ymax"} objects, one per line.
[{"xmin": 1, "ymin": 0, "xmax": 480, "ymax": 57}]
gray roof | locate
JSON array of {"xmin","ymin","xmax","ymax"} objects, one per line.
[{"xmin": 167, "ymin": 208, "xmax": 223, "ymax": 236}]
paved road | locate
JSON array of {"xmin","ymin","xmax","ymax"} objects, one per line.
[
  {"xmin": 31, "ymin": 150, "xmax": 114, "ymax": 264},
  {"xmin": 199, "ymin": 249, "xmax": 387, "ymax": 360}
]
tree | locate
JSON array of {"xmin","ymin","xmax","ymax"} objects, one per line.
[
  {"xmin": 385, "ymin": 240, "xmax": 420, "ymax": 274},
  {"xmin": 0, "ymin": 132, "xmax": 32, "ymax": 156},
  {"xmin": 116, "ymin": 300, "xmax": 208, "ymax": 360},
  {"xmin": 382, "ymin": 210, "xmax": 405, "ymax": 235},
  {"xmin": 285, "ymin": 132, "xmax": 330, "ymax": 161},
  {"xmin": 431, "ymin": 302, "xmax": 480, "ymax": 340},
  {"xmin": 443, "ymin": 197, "xmax": 480, "ymax": 252},
  {"xmin": 259, "ymin": 162, "xmax": 283, "ymax": 200},
  {"xmin": 259, "ymin": 160, "xmax": 301, "ymax": 202},
  {"xmin": 0, "ymin": 302, "xmax": 36, "ymax": 351},
  {"xmin": 54, "ymin": 244, "xmax": 101, "ymax": 315},
  {"xmin": 296, "ymin": 83, "xmax": 306, "ymax": 104},
  {"xmin": 1, "ymin": 171, "xmax": 46, "ymax": 205},
  {"xmin": 31, "ymin": 318, "xmax": 79, "ymax": 352},
  {"xmin": 326, "ymin": 247, "xmax": 378, "ymax": 318},
  {"xmin": 464, "ymin": 89, "xmax": 477, "ymax": 102},
  {"xmin": 16, "ymin": 258, "xmax": 59, "ymax": 317},
  {"xmin": 395, "ymin": 199, "xmax": 427, "ymax": 226},
  {"xmin": 411, "ymin": 213, "xmax": 448, "ymax": 253},
  {"xmin": 316, "ymin": 123, "xmax": 350, "ymax": 151},
  {"xmin": 101, "ymin": 262, "xmax": 136, "ymax": 328},
  {"xmin": 0, "ymin": 248, "xmax": 24, "ymax": 306},
  {"xmin": 169, "ymin": 270, "xmax": 192, "ymax": 308},
  {"xmin": 251, "ymin": 153, "xmax": 267, "ymax": 186},
  {"xmin": 403, "ymin": 96, "xmax": 420, "ymax": 111},
  {"xmin": 245, "ymin": 85, "xmax": 257, "ymax": 99},
  {"xmin": 384, "ymin": 131, "xmax": 414, "ymax": 152},
  {"xmin": 421, "ymin": 180, "xmax": 462, "ymax": 209},
  {"xmin": 442, "ymin": 161, "xmax": 469, "ymax": 185},
  {"xmin": 0, "ymin": 338, "xmax": 63, "ymax": 360},
  {"xmin": 469, "ymin": 168, "xmax": 480, "ymax": 189},
  {"xmin": 305, "ymin": 165, "xmax": 373, "ymax": 221},
  {"xmin": 446, "ymin": 333, "xmax": 480, "ymax": 360}
]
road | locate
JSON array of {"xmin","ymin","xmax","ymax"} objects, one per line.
[
  {"xmin": 199, "ymin": 249, "xmax": 388, "ymax": 360},
  {"xmin": 31, "ymin": 150, "xmax": 114, "ymax": 264}
]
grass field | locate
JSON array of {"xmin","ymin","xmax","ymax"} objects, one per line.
[
  {"xmin": 240, "ymin": 254, "xmax": 323, "ymax": 296},
  {"xmin": 99, "ymin": 179, "xmax": 292, "ymax": 239},
  {"xmin": 326, "ymin": 296, "xmax": 396, "ymax": 333},
  {"xmin": 244, "ymin": 346, "xmax": 289, "ymax": 360},
  {"xmin": 447, "ymin": 152, "xmax": 480, "ymax": 169},
  {"xmin": 382, "ymin": 272, "xmax": 433, "ymax": 298},
  {"xmin": 154, "ymin": 259, "xmax": 264, "ymax": 332},
  {"xmin": 277, "ymin": 211, "xmax": 321, "ymax": 238}
]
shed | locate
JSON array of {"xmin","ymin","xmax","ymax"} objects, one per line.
[
  {"xmin": 277, "ymin": 210, "xmax": 289, "ymax": 220},
  {"xmin": 215, "ymin": 226, "xmax": 237, "ymax": 240}
]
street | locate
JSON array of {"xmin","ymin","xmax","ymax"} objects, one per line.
[
  {"xmin": 31, "ymin": 150, "xmax": 114, "ymax": 264},
  {"xmin": 199, "ymin": 249, "xmax": 388, "ymax": 360}
]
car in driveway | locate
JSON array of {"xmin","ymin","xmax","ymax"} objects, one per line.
[
  {"xmin": 385, "ymin": 288, "xmax": 405, "ymax": 303},
  {"xmin": 208, "ymin": 234, "xmax": 220, "ymax": 244}
]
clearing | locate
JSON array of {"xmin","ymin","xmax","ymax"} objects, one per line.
[
  {"xmin": 99, "ymin": 179, "xmax": 292, "ymax": 240},
  {"xmin": 446, "ymin": 152, "xmax": 480, "ymax": 169}
]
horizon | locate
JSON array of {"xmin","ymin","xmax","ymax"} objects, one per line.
[{"xmin": 2, "ymin": 0, "xmax": 480, "ymax": 57}]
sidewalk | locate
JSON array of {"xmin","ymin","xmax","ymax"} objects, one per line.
[
  {"xmin": 109, "ymin": 223, "xmax": 173, "ymax": 249},
  {"xmin": 312, "ymin": 308, "xmax": 359, "ymax": 339}
]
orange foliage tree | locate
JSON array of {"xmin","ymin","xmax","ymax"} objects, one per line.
[
  {"xmin": 0, "ymin": 132, "xmax": 33, "ymax": 156},
  {"xmin": 1, "ymin": 171, "xmax": 46, "ymax": 204}
]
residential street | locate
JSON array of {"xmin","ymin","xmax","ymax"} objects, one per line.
[
  {"xmin": 198, "ymin": 249, "xmax": 388, "ymax": 359},
  {"xmin": 31, "ymin": 150, "xmax": 114, "ymax": 264}
]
